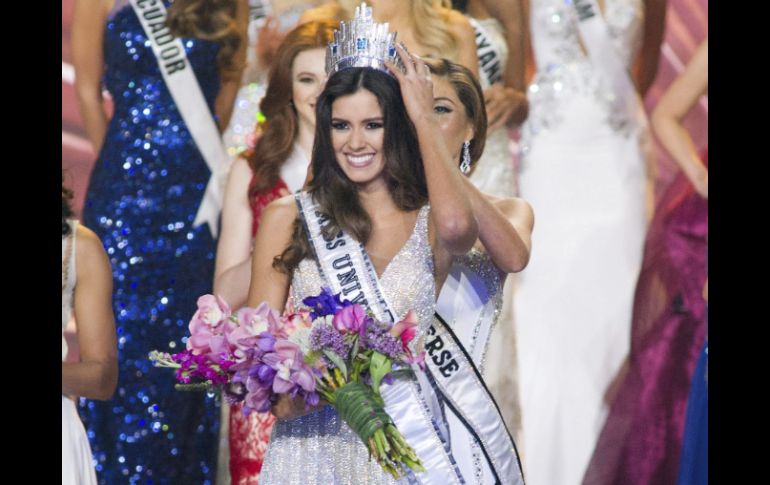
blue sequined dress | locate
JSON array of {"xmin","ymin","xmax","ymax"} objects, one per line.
[{"xmin": 80, "ymin": 2, "xmax": 220, "ymax": 483}]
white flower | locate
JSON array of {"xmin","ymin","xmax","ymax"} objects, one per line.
[{"xmin": 288, "ymin": 328, "xmax": 313, "ymax": 355}]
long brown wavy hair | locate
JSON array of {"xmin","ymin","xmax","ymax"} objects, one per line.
[
  {"xmin": 424, "ymin": 58, "xmax": 487, "ymax": 168},
  {"xmin": 274, "ymin": 67, "xmax": 428, "ymax": 275},
  {"xmin": 166, "ymin": 0, "xmax": 243, "ymax": 79},
  {"xmin": 246, "ymin": 20, "xmax": 337, "ymax": 196}
]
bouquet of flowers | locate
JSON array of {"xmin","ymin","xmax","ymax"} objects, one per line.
[{"xmin": 150, "ymin": 289, "xmax": 426, "ymax": 478}]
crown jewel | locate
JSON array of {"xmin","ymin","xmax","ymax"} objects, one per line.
[{"xmin": 325, "ymin": 2, "xmax": 404, "ymax": 76}]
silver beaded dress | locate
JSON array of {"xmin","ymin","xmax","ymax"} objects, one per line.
[{"xmin": 258, "ymin": 206, "xmax": 441, "ymax": 485}]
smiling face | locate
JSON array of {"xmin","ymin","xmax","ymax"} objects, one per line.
[
  {"xmin": 291, "ymin": 47, "xmax": 327, "ymax": 132},
  {"xmin": 330, "ymin": 88, "xmax": 387, "ymax": 187},
  {"xmin": 431, "ymin": 75, "xmax": 475, "ymax": 164}
]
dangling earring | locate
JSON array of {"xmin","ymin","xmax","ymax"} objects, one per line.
[{"xmin": 460, "ymin": 140, "xmax": 472, "ymax": 174}]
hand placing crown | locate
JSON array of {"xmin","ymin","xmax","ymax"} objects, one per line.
[{"xmin": 325, "ymin": 2, "xmax": 406, "ymax": 76}]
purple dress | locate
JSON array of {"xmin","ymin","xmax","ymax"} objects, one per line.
[{"xmin": 583, "ymin": 152, "xmax": 708, "ymax": 485}]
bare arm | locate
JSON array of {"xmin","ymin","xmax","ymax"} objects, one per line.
[
  {"xmin": 633, "ymin": 0, "xmax": 667, "ymax": 97},
  {"xmin": 463, "ymin": 178, "xmax": 534, "ymax": 273},
  {"xmin": 215, "ymin": 0, "xmax": 250, "ymax": 132},
  {"xmin": 246, "ymin": 196, "xmax": 296, "ymax": 310},
  {"xmin": 651, "ymin": 39, "xmax": 708, "ymax": 198},
  {"xmin": 214, "ymin": 158, "xmax": 258, "ymax": 308},
  {"xmin": 521, "ymin": 0, "xmax": 537, "ymax": 85},
  {"xmin": 72, "ymin": 0, "xmax": 109, "ymax": 154},
  {"xmin": 62, "ymin": 226, "xmax": 118, "ymax": 401},
  {"xmin": 388, "ymin": 45, "xmax": 479, "ymax": 256},
  {"xmin": 480, "ymin": 0, "xmax": 529, "ymax": 129}
]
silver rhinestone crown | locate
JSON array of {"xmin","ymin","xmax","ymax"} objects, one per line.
[{"xmin": 325, "ymin": 2, "xmax": 404, "ymax": 76}]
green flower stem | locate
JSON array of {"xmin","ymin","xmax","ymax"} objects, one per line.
[
  {"xmin": 332, "ymin": 381, "xmax": 425, "ymax": 478},
  {"xmin": 376, "ymin": 428, "xmax": 391, "ymax": 454},
  {"xmin": 402, "ymin": 456, "xmax": 425, "ymax": 473}
]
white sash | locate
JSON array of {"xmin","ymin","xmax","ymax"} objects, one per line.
[
  {"xmin": 296, "ymin": 192, "xmax": 462, "ymax": 485},
  {"xmin": 129, "ymin": 0, "xmax": 227, "ymax": 238},
  {"xmin": 296, "ymin": 192, "xmax": 524, "ymax": 484},
  {"xmin": 427, "ymin": 314, "xmax": 525, "ymax": 485},
  {"xmin": 468, "ymin": 17, "xmax": 504, "ymax": 89},
  {"xmin": 436, "ymin": 253, "xmax": 517, "ymax": 484},
  {"xmin": 569, "ymin": 0, "xmax": 649, "ymax": 132}
]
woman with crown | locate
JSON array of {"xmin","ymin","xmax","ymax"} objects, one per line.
[{"xmin": 243, "ymin": 4, "xmax": 525, "ymax": 484}]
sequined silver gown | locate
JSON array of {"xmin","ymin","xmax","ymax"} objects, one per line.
[
  {"xmin": 514, "ymin": 1, "xmax": 648, "ymax": 483},
  {"xmin": 258, "ymin": 206, "xmax": 439, "ymax": 485}
]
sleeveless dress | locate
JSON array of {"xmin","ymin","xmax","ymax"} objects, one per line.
[
  {"xmin": 514, "ymin": 1, "xmax": 648, "ymax": 483},
  {"xmin": 80, "ymin": 2, "xmax": 221, "ymax": 482},
  {"xmin": 258, "ymin": 205, "xmax": 438, "ymax": 485},
  {"xmin": 63, "ymin": 221, "xmax": 99, "ymax": 485}
]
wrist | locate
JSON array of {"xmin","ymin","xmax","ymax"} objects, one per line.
[{"xmin": 413, "ymin": 115, "xmax": 440, "ymax": 136}]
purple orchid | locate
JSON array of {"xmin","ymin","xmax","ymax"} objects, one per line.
[{"xmin": 262, "ymin": 340, "xmax": 317, "ymax": 396}]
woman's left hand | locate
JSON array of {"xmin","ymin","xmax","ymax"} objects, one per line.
[{"xmin": 385, "ymin": 44, "xmax": 436, "ymax": 126}]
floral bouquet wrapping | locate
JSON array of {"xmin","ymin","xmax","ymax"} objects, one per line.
[{"xmin": 150, "ymin": 289, "xmax": 426, "ymax": 478}]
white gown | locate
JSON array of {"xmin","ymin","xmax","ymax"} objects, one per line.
[
  {"xmin": 515, "ymin": 0, "xmax": 648, "ymax": 483},
  {"xmin": 62, "ymin": 221, "xmax": 98, "ymax": 485}
]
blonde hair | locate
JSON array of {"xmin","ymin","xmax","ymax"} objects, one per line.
[{"xmin": 410, "ymin": 1, "xmax": 460, "ymax": 61}]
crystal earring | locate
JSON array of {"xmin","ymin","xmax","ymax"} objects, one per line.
[{"xmin": 460, "ymin": 140, "xmax": 472, "ymax": 174}]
